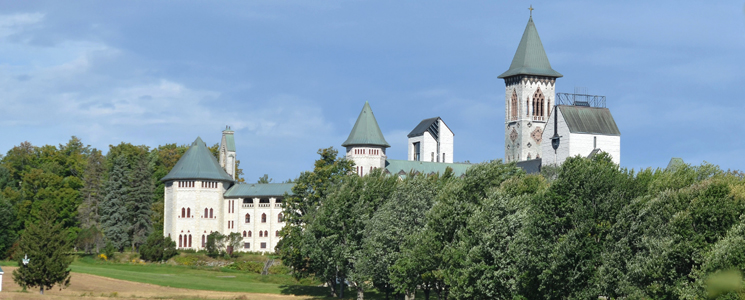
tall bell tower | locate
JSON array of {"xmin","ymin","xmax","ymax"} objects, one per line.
[{"xmin": 499, "ymin": 13, "xmax": 562, "ymax": 162}]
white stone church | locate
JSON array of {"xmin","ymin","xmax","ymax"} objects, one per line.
[{"xmin": 161, "ymin": 15, "xmax": 621, "ymax": 252}]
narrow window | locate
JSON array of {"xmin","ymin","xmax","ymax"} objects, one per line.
[
  {"xmin": 249, "ymin": 231, "xmax": 252, "ymax": 237},
  {"xmin": 431, "ymin": 152, "xmax": 434, "ymax": 162},
  {"xmin": 260, "ymin": 231, "xmax": 263, "ymax": 237},
  {"xmin": 511, "ymin": 89, "xmax": 518, "ymax": 120},
  {"xmin": 188, "ymin": 235, "xmax": 192, "ymax": 247},
  {"xmin": 204, "ymin": 208, "xmax": 208, "ymax": 217},
  {"xmin": 179, "ymin": 235, "xmax": 182, "ymax": 248},
  {"xmin": 594, "ymin": 136, "xmax": 597, "ymax": 149},
  {"xmin": 181, "ymin": 208, "xmax": 185, "ymax": 218},
  {"xmin": 414, "ymin": 142, "xmax": 421, "ymax": 161},
  {"xmin": 275, "ymin": 230, "xmax": 279, "ymax": 237},
  {"xmin": 202, "ymin": 235, "xmax": 206, "ymax": 248},
  {"xmin": 246, "ymin": 214, "xmax": 251, "ymax": 223},
  {"xmin": 533, "ymin": 88, "xmax": 545, "ymax": 117},
  {"xmin": 210, "ymin": 208, "xmax": 213, "ymax": 218},
  {"xmin": 187, "ymin": 208, "xmax": 191, "ymax": 218},
  {"xmin": 262, "ymin": 213, "xmax": 267, "ymax": 223},
  {"xmin": 443, "ymin": 153, "xmax": 446, "ymax": 162},
  {"xmin": 264, "ymin": 230, "xmax": 268, "ymax": 237},
  {"xmin": 278, "ymin": 213, "xmax": 283, "ymax": 223},
  {"xmin": 243, "ymin": 231, "xmax": 246, "ymax": 237}
]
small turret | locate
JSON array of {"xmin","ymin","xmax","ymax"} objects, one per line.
[
  {"xmin": 219, "ymin": 126, "xmax": 236, "ymax": 179},
  {"xmin": 342, "ymin": 102, "xmax": 389, "ymax": 176}
]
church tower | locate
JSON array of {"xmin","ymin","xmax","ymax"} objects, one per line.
[
  {"xmin": 342, "ymin": 102, "xmax": 390, "ymax": 176},
  {"xmin": 499, "ymin": 15, "xmax": 562, "ymax": 162}
]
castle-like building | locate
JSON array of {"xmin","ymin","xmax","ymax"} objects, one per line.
[{"xmin": 161, "ymin": 14, "xmax": 621, "ymax": 252}]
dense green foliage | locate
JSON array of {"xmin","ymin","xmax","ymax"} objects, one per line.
[
  {"xmin": 12, "ymin": 203, "xmax": 73, "ymax": 294},
  {"xmin": 281, "ymin": 149, "xmax": 745, "ymax": 300},
  {"xmin": 138, "ymin": 230, "xmax": 177, "ymax": 262}
]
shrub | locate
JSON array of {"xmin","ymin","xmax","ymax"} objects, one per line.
[
  {"xmin": 268, "ymin": 264, "xmax": 291, "ymax": 275},
  {"xmin": 173, "ymin": 255, "xmax": 200, "ymax": 266},
  {"xmin": 139, "ymin": 231, "xmax": 177, "ymax": 262},
  {"xmin": 227, "ymin": 260, "xmax": 264, "ymax": 273}
]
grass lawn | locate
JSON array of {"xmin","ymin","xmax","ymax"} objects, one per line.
[{"xmin": 2, "ymin": 258, "xmax": 328, "ymax": 297}]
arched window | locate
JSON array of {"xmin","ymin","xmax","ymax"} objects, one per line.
[
  {"xmin": 248, "ymin": 231, "xmax": 252, "ymax": 237},
  {"xmin": 202, "ymin": 235, "xmax": 206, "ymax": 248},
  {"xmin": 209, "ymin": 208, "xmax": 213, "ymax": 218},
  {"xmin": 259, "ymin": 231, "xmax": 263, "ymax": 237},
  {"xmin": 275, "ymin": 230, "xmax": 279, "ymax": 237},
  {"xmin": 243, "ymin": 231, "xmax": 247, "ymax": 237},
  {"xmin": 533, "ymin": 87, "xmax": 545, "ymax": 117},
  {"xmin": 187, "ymin": 208, "xmax": 191, "ymax": 218},
  {"xmin": 261, "ymin": 213, "xmax": 267, "ymax": 223},
  {"xmin": 245, "ymin": 214, "xmax": 251, "ymax": 223},
  {"xmin": 181, "ymin": 208, "xmax": 185, "ymax": 218},
  {"xmin": 179, "ymin": 235, "xmax": 182, "ymax": 248},
  {"xmin": 511, "ymin": 90, "xmax": 518, "ymax": 120},
  {"xmin": 188, "ymin": 235, "xmax": 192, "ymax": 247},
  {"xmin": 278, "ymin": 213, "xmax": 283, "ymax": 223},
  {"xmin": 204, "ymin": 208, "xmax": 208, "ymax": 217},
  {"xmin": 264, "ymin": 230, "xmax": 268, "ymax": 237}
]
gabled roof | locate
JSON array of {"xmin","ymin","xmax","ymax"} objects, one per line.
[
  {"xmin": 224, "ymin": 183, "xmax": 295, "ymax": 198},
  {"xmin": 558, "ymin": 105, "xmax": 621, "ymax": 136},
  {"xmin": 385, "ymin": 159, "xmax": 472, "ymax": 177},
  {"xmin": 408, "ymin": 117, "xmax": 443, "ymax": 138},
  {"xmin": 223, "ymin": 127, "xmax": 236, "ymax": 152},
  {"xmin": 516, "ymin": 158, "xmax": 542, "ymax": 174},
  {"xmin": 161, "ymin": 137, "xmax": 235, "ymax": 182},
  {"xmin": 342, "ymin": 102, "xmax": 390, "ymax": 148},
  {"xmin": 498, "ymin": 17, "xmax": 562, "ymax": 79}
]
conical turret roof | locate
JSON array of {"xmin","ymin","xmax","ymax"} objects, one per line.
[
  {"xmin": 161, "ymin": 137, "xmax": 235, "ymax": 182},
  {"xmin": 341, "ymin": 102, "xmax": 390, "ymax": 148},
  {"xmin": 498, "ymin": 17, "xmax": 562, "ymax": 78}
]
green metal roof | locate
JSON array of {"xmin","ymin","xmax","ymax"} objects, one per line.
[
  {"xmin": 342, "ymin": 102, "xmax": 390, "ymax": 148},
  {"xmin": 0, "ymin": 265, "xmax": 3, "ymax": 273},
  {"xmin": 666, "ymin": 158, "xmax": 685, "ymax": 172},
  {"xmin": 224, "ymin": 183, "xmax": 295, "ymax": 198},
  {"xmin": 385, "ymin": 159, "xmax": 472, "ymax": 177},
  {"xmin": 160, "ymin": 137, "xmax": 235, "ymax": 182},
  {"xmin": 498, "ymin": 17, "xmax": 562, "ymax": 79},
  {"xmin": 223, "ymin": 127, "xmax": 236, "ymax": 152},
  {"xmin": 558, "ymin": 105, "xmax": 620, "ymax": 136}
]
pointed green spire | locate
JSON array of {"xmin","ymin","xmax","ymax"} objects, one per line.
[
  {"xmin": 161, "ymin": 137, "xmax": 234, "ymax": 182},
  {"xmin": 498, "ymin": 16, "xmax": 562, "ymax": 78},
  {"xmin": 341, "ymin": 102, "xmax": 390, "ymax": 148}
]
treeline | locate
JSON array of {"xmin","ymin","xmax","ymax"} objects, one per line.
[
  {"xmin": 279, "ymin": 148, "xmax": 745, "ymax": 299},
  {"xmin": 0, "ymin": 136, "xmax": 242, "ymax": 258}
]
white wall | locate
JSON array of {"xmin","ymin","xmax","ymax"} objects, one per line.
[
  {"xmin": 504, "ymin": 76, "xmax": 557, "ymax": 162},
  {"xmin": 439, "ymin": 119, "xmax": 454, "ymax": 163},
  {"xmin": 228, "ymin": 197, "xmax": 285, "ymax": 252},
  {"xmin": 346, "ymin": 146, "xmax": 387, "ymax": 176},
  {"xmin": 164, "ymin": 180, "xmax": 228, "ymax": 250},
  {"xmin": 541, "ymin": 108, "xmax": 621, "ymax": 166}
]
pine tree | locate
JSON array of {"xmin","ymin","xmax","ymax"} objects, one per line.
[
  {"xmin": 12, "ymin": 202, "xmax": 72, "ymax": 295},
  {"xmin": 128, "ymin": 157, "xmax": 153, "ymax": 251},
  {"xmin": 78, "ymin": 149, "xmax": 105, "ymax": 228},
  {"xmin": 100, "ymin": 156, "xmax": 131, "ymax": 251}
]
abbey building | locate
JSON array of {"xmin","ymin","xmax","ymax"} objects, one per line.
[{"xmin": 161, "ymin": 14, "xmax": 621, "ymax": 252}]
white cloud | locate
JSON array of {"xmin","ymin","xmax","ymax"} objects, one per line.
[{"xmin": 0, "ymin": 13, "xmax": 44, "ymax": 39}]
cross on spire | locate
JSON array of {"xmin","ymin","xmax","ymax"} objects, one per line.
[{"xmin": 529, "ymin": 5, "xmax": 534, "ymax": 17}]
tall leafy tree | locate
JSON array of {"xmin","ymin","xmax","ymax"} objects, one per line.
[
  {"xmin": 0, "ymin": 197, "xmax": 17, "ymax": 258},
  {"xmin": 100, "ymin": 156, "xmax": 131, "ymax": 251},
  {"xmin": 278, "ymin": 147, "xmax": 354, "ymax": 296},
  {"xmin": 12, "ymin": 203, "xmax": 73, "ymax": 295}
]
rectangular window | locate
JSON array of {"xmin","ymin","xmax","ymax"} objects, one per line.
[
  {"xmin": 443, "ymin": 153, "xmax": 446, "ymax": 162},
  {"xmin": 261, "ymin": 242, "xmax": 267, "ymax": 249},
  {"xmin": 413, "ymin": 142, "xmax": 420, "ymax": 161},
  {"xmin": 244, "ymin": 243, "xmax": 250, "ymax": 249}
]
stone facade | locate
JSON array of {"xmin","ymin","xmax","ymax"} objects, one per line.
[
  {"xmin": 223, "ymin": 196, "xmax": 285, "ymax": 252},
  {"xmin": 504, "ymin": 75, "xmax": 556, "ymax": 162},
  {"xmin": 346, "ymin": 146, "xmax": 387, "ymax": 176},
  {"xmin": 163, "ymin": 180, "xmax": 229, "ymax": 250}
]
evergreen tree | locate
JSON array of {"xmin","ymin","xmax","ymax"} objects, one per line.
[
  {"xmin": 78, "ymin": 149, "xmax": 105, "ymax": 229},
  {"xmin": 100, "ymin": 156, "xmax": 131, "ymax": 251},
  {"xmin": 0, "ymin": 197, "xmax": 17, "ymax": 258},
  {"xmin": 128, "ymin": 157, "xmax": 153, "ymax": 251},
  {"xmin": 12, "ymin": 203, "xmax": 72, "ymax": 295}
]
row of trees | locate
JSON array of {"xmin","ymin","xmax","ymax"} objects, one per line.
[
  {"xmin": 279, "ymin": 148, "xmax": 745, "ymax": 299},
  {"xmin": 0, "ymin": 137, "xmax": 245, "ymax": 258}
]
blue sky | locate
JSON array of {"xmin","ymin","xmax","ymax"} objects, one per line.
[{"xmin": 1, "ymin": 1, "xmax": 744, "ymax": 182}]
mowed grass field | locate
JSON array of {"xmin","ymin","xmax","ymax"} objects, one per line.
[{"xmin": 1, "ymin": 258, "xmax": 331, "ymax": 298}]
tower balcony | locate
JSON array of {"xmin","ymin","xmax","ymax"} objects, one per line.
[{"xmin": 532, "ymin": 116, "xmax": 545, "ymax": 121}]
